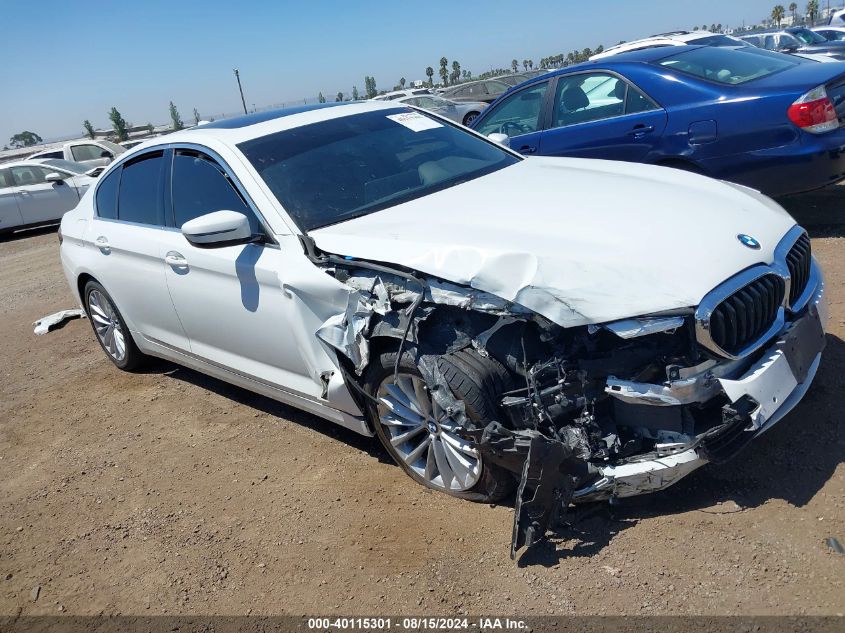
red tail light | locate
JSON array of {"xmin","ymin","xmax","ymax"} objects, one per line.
[{"xmin": 787, "ymin": 85, "xmax": 838, "ymax": 134}]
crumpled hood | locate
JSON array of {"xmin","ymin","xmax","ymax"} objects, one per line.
[{"xmin": 310, "ymin": 157, "xmax": 797, "ymax": 327}]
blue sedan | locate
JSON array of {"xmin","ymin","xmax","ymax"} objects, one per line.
[{"xmin": 469, "ymin": 45, "xmax": 845, "ymax": 197}]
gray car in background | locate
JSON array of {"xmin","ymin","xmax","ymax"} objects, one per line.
[{"xmin": 396, "ymin": 93, "xmax": 487, "ymax": 126}]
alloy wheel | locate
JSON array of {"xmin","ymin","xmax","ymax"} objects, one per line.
[
  {"xmin": 87, "ymin": 289, "xmax": 127, "ymax": 362},
  {"xmin": 376, "ymin": 372, "xmax": 482, "ymax": 492}
]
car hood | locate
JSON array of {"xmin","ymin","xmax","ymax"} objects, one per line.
[{"xmin": 310, "ymin": 158, "xmax": 797, "ymax": 328}]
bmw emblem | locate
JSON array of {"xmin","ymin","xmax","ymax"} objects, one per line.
[{"xmin": 737, "ymin": 234, "xmax": 761, "ymax": 250}]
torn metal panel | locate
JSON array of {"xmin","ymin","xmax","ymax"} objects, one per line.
[
  {"xmin": 33, "ymin": 309, "xmax": 86, "ymax": 335},
  {"xmin": 604, "ymin": 316, "xmax": 685, "ymax": 339},
  {"xmin": 314, "ymin": 290, "xmax": 373, "ymax": 374}
]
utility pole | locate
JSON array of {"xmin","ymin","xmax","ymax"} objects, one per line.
[{"xmin": 233, "ymin": 69, "xmax": 248, "ymax": 115}]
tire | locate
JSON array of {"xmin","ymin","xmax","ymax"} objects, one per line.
[
  {"xmin": 363, "ymin": 347, "xmax": 515, "ymax": 502},
  {"xmin": 463, "ymin": 111, "xmax": 480, "ymax": 126},
  {"xmin": 83, "ymin": 280, "xmax": 145, "ymax": 371}
]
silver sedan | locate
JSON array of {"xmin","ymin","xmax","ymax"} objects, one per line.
[{"xmin": 397, "ymin": 94, "xmax": 487, "ymax": 126}]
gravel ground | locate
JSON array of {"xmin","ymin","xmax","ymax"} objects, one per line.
[{"xmin": 0, "ymin": 188, "xmax": 843, "ymax": 617}]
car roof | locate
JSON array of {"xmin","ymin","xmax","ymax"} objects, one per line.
[{"xmin": 129, "ymin": 100, "xmax": 406, "ymax": 147}]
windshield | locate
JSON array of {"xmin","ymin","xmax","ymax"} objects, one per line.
[
  {"xmin": 693, "ymin": 34, "xmax": 750, "ymax": 47},
  {"xmin": 791, "ymin": 28, "xmax": 827, "ymax": 44},
  {"xmin": 239, "ymin": 108, "xmax": 519, "ymax": 231},
  {"xmin": 41, "ymin": 158, "xmax": 88, "ymax": 174},
  {"xmin": 656, "ymin": 46, "xmax": 798, "ymax": 84}
]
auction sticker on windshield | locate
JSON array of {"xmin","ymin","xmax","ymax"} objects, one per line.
[{"xmin": 387, "ymin": 111, "xmax": 443, "ymax": 131}]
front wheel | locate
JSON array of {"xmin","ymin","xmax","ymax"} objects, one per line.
[
  {"xmin": 83, "ymin": 280, "xmax": 145, "ymax": 371},
  {"xmin": 362, "ymin": 348, "xmax": 515, "ymax": 502},
  {"xmin": 462, "ymin": 111, "xmax": 480, "ymax": 126}
]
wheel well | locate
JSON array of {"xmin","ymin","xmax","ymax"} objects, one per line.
[{"xmin": 76, "ymin": 273, "xmax": 97, "ymax": 306}]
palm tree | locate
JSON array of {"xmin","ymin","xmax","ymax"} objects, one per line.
[
  {"xmin": 399, "ymin": 77, "xmax": 406, "ymax": 88},
  {"xmin": 425, "ymin": 66, "xmax": 434, "ymax": 87},
  {"xmin": 807, "ymin": 0, "xmax": 819, "ymax": 22},
  {"xmin": 772, "ymin": 4, "xmax": 785, "ymax": 27},
  {"xmin": 511, "ymin": 59, "xmax": 518, "ymax": 73},
  {"xmin": 789, "ymin": 2, "xmax": 797, "ymax": 22},
  {"xmin": 439, "ymin": 57, "xmax": 449, "ymax": 86}
]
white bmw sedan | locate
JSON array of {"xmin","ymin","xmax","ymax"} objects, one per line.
[{"xmin": 59, "ymin": 101, "xmax": 827, "ymax": 554}]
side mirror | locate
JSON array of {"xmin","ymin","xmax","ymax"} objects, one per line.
[
  {"xmin": 45, "ymin": 172, "xmax": 65, "ymax": 183},
  {"xmin": 181, "ymin": 210, "xmax": 253, "ymax": 247},
  {"xmin": 488, "ymin": 132, "xmax": 510, "ymax": 147}
]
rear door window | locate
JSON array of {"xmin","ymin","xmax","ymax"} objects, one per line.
[
  {"xmin": 0, "ymin": 169, "xmax": 14, "ymax": 189},
  {"xmin": 117, "ymin": 151, "xmax": 165, "ymax": 225}
]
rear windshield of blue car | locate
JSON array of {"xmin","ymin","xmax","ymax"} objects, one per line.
[
  {"xmin": 238, "ymin": 108, "xmax": 519, "ymax": 231},
  {"xmin": 656, "ymin": 46, "xmax": 798, "ymax": 84}
]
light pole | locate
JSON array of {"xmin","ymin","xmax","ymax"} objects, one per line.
[{"xmin": 233, "ymin": 69, "xmax": 248, "ymax": 115}]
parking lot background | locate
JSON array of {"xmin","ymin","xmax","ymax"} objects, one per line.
[{"xmin": 0, "ymin": 189, "xmax": 843, "ymax": 616}]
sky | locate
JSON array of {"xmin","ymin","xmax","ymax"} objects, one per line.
[{"xmin": 1, "ymin": 0, "xmax": 797, "ymax": 144}]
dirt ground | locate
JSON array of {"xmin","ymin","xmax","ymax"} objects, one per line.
[{"xmin": 0, "ymin": 188, "xmax": 843, "ymax": 618}]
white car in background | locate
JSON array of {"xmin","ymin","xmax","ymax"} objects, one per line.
[
  {"xmin": 394, "ymin": 93, "xmax": 487, "ymax": 126},
  {"xmin": 372, "ymin": 89, "xmax": 433, "ymax": 101},
  {"xmin": 590, "ymin": 30, "xmax": 749, "ymax": 59},
  {"xmin": 30, "ymin": 139, "xmax": 126, "ymax": 167},
  {"xmin": 58, "ymin": 101, "xmax": 826, "ymax": 556},
  {"xmin": 812, "ymin": 25, "xmax": 845, "ymax": 41},
  {"xmin": 1, "ymin": 159, "xmax": 99, "ymax": 235}
]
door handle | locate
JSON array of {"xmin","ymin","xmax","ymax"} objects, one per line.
[
  {"xmin": 628, "ymin": 124, "xmax": 655, "ymax": 137},
  {"xmin": 94, "ymin": 236, "xmax": 110, "ymax": 250},
  {"xmin": 164, "ymin": 251, "xmax": 188, "ymax": 268},
  {"xmin": 519, "ymin": 145, "xmax": 537, "ymax": 154}
]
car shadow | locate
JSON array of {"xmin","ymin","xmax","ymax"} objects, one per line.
[
  {"xmin": 0, "ymin": 223, "xmax": 58, "ymax": 242},
  {"xmin": 777, "ymin": 184, "xmax": 845, "ymax": 238},
  {"xmin": 144, "ymin": 358, "xmax": 389, "ymax": 463},
  {"xmin": 518, "ymin": 333, "xmax": 845, "ymax": 565}
]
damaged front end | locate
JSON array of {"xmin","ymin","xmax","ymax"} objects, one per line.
[{"xmin": 304, "ymin": 231, "xmax": 827, "ymax": 559}]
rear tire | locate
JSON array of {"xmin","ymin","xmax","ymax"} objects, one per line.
[
  {"xmin": 363, "ymin": 347, "xmax": 515, "ymax": 502},
  {"xmin": 83, "ymin": 280, "xmax": 145, "ymax": 371},
  {"xmin": 463, "ymin": 111, "xmax": 480, "ymax": 126}
]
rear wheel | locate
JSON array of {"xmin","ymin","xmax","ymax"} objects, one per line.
[
  {"xmin": 83, "ymin": 280, "xmax": 145, "ymax": 371},
  {"xmin": 363, "ymin": 348, "xmax": 515, "ymax": 502}
]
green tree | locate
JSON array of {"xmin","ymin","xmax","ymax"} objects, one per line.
[
  {"xmin": 511, "ymin": 59, "xmax": 518, "ymax": 73},
  {"xmin": 528, "ymin": 59, "xmax": 534, "ymax": 69},
  {"xmin": 425, "ymin": 66, "xmax": 434, "ymax": 86},
  {"xmin": 193, "ymin": 108, "xmax": 201, "ymax": 125},
  {"xmin": 716, "ymin": 23, "xmax": 723, "ymax": 32},
  {"xmin": 352, "ymin": 85, "xmax": 359, "ymax": 100},
  {"xmin": 771, "ymin": 5, "xmax": 785, "ymax": 26},
  {"xmin": 318, "ymin": 91, "xmax": 326, "ymax": 103},
  {"xmin": 8, "ymin": 131, "xmax": 42, "ymax": 148},
  {"xmin": 108, "ymin": 107, "xmax": 128, "ymax": 141},
  {"xmin": 693, "ymin": 25, "xmax": 699, "ymax": 30},
  {"xmin": 450, "ymin": 60, "xmax": 461, "ymax": 84},
  {"xmin": 789, "ymin": 2, "xmax": 797, "ymax": 20},
  {"xmin": 399, "ymin": 77, "xmax": 406, "ymax": 88},
  {"xmin": 363, "ymin": 76, "xmax": 378, "ymax": 99},
  {"xmin": 595, "ymin": 44, "xmax": 605, "ymax": 54},
  {"xmin": 335, "ymin": 92, "xmax": 343, "ymax": 102},
  {"xmin": 806, "ymin": 0, "xmax": 819, "ymax": 21},
  {"xmin": 439, "ymin": 57, "xmax": 448, "ymax": 86},
  {"xmin": 83, "ymin": 120, "xmax": 96, "ymax": 140},
  {"xmin": 169, "ymin": 101, "xmax": 184, "ymax": 131},
  {"xmin": 146, "ymin": 122, "xmax": 154, "ymax": 135}
]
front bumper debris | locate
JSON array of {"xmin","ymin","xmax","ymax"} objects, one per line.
[{"xmin": 509, "ymin": 284, "xmax": 826, "ymax": 557}]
